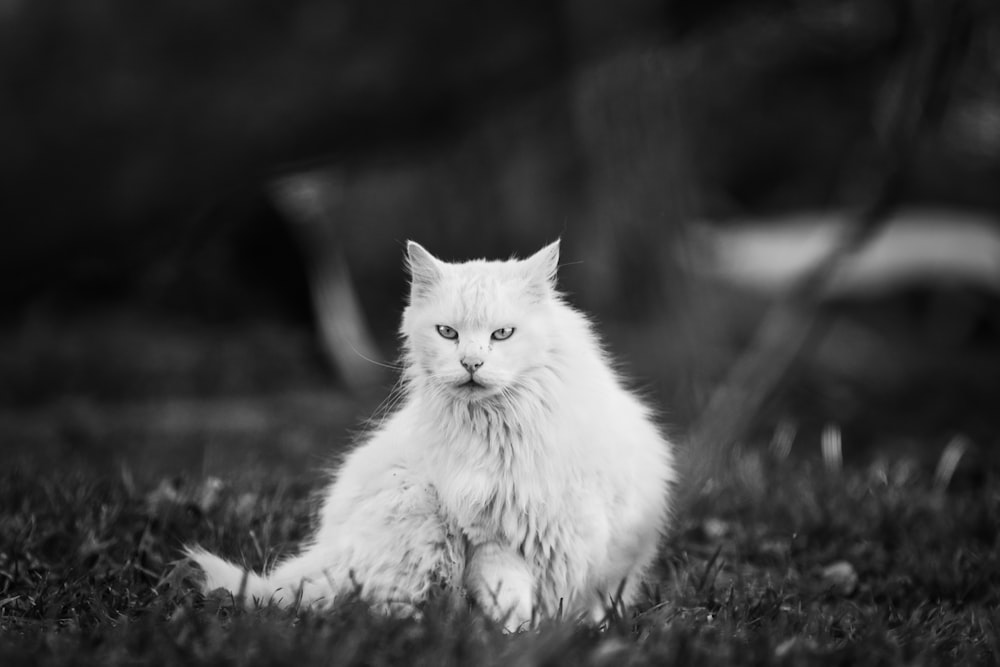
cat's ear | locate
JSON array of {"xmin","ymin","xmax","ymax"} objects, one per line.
[
  {"xmin": 406, "ymin": 241, "xmax": 444, "ymax": 300},
  {"xmin": 523, "ymin": 239, "xmax": 561, "ymax": 296}
]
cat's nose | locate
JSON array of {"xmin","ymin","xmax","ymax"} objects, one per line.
[{"xmin": 461, "ymin": 357, "xmax": 484, "ymax": 374}]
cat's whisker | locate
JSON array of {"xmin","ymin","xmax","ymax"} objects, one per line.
[
  {"xmin": 369, "ymin": 389, "xmax": 404, "ymax": 428},
  {"xmin": 367, "ymin": 376, "xmax": 405, "ymax": 415},
  {"xmin": 343, "ymin": 340, "xmax": 406, "ymax": 371}
]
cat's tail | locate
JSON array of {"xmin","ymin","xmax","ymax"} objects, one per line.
[{"xmin": 184, "ymin": 546, "xmax": 278, "ymax": 607}]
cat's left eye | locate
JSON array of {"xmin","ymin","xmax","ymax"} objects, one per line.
[{"xmin": 491, "ymin": 327, "xmax": 515, "ymax": 341}]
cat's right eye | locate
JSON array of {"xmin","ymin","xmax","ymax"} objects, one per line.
[{"xmin": 436, "ymin": 325, "xmax": 458, "ymax": 340}]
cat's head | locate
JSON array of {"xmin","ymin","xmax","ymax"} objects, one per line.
[{"xmin": 400, "ymin": 240, "xmax": 561, "ymax": 402}]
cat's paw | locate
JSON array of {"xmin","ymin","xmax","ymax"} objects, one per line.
[
  {"xmin": 464, "ymin": 543, "xmax": 535, "ymax": 632},
  {"xmin": 474, "ymin": 578, "xmax": 534, "ymax": 632}
]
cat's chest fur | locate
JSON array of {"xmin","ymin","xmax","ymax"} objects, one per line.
[{"xmin": 421, "ymin": 399, "xmax": 566, "ymax": 548}]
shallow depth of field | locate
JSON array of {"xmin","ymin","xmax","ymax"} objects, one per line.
[
  {"xmin": 2, "ymin": 405, "xmax": 999, "ymax": 665},
  {"xmin": 3, "ymin": 0, "xmax": 1000, "ymax": 665}
]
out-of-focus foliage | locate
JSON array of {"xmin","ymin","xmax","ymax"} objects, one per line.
[
  {"xmin": 0, "ymin": 0, "xmax": 596, "ymax": 309},
  {"xmin": 2, "ymin": 0, "xmax": 999, "ymax": 442},
  {"xmin": 3, "ymin": 0, "xmax": 999, "ymax": 318}
]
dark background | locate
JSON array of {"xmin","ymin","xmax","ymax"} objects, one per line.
[{"xmin": 2, "ymin": 0, "xmax": 999, "ymax": 477}]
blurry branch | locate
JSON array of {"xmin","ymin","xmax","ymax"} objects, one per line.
[
  {"xmin": 269, "ymin": 172, "xmax": 384, "ymax": 391},
  {"xmin": 682, "ymin": 0, "xmax": 974, "ymax": 502}
]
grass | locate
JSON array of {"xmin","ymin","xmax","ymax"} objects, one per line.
[
  {"xmin": 2, "ymin": 307, "xmax": 997, "ymax": 665},
  {"xmin": 2, "ymin": 439, "xmax": 998, "ymax": 666}
]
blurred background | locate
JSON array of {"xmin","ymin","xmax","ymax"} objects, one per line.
[{"xmin": 2, "ymin": 0, "xmax": 999, "ymax": 482}]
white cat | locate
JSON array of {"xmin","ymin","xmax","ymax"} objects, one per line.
[{"xmin": 187, "ymin": 240, "xmax": 676, "ymax": 630}]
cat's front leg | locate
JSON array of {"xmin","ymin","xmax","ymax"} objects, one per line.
[{"xmin": 463, "ymin": 541, "xmax": 535, "ymax": 632}]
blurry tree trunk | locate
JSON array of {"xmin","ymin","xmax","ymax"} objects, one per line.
[
  {"xmin": 269, "ymin": 171, "xmax": 384, "ymax": 391},
  {"xmin": 681, "ymin": 0, "xmax": 975, "ymax": 504}
]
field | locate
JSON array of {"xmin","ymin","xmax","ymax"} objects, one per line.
[{"xmin": 2, "ymin": 312, "xmax": 999, "ymax": 666}]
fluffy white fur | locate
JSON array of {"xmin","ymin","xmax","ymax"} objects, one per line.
[{"xmin": 187, "ymin": 240, "xmax": 676, "ymax": 630}]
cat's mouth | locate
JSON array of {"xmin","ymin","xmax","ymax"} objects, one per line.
[{"xmin": 447, "ymin": 374, "xmax": 498, "ymax": 397}]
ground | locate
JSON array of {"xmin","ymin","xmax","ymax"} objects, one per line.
[{"xmin": 1, "ymin": 309, "xmax": 998, "ymax": 665}]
